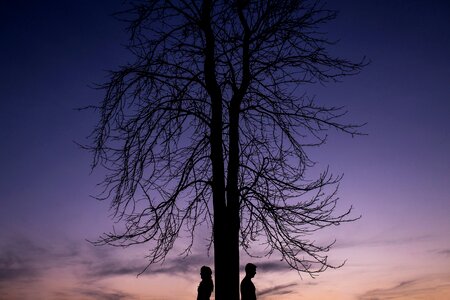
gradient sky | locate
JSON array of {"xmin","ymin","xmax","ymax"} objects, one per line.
[{"xmin": 1, "ymin": 1, "xmax": 449, "ymax": 299}]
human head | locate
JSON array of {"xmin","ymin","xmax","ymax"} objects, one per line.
[
  {"xmin": 245, "ymin": 263, "xmax": 257, "ymax": 277},
  {"xmin": 200, "ymin": 266, "xmax": 212, "ymax": 279}
]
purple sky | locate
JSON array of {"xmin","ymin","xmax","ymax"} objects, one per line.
[{"xmin": 1, "ymin": 1, "xmax": 449, "ymax": 299}]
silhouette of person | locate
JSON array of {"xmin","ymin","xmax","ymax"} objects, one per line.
[
  {"xmin": 241, "ymin": 263, "xmax": 257, "ymax": 300},
  {"xmin": 197, "ymin": 266, "xmax": 214, "ymax": 300}
]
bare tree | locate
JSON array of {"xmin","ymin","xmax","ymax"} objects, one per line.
[{"xmin": 87, "ymin": 1, "xmax": 366, "ymax": 299}]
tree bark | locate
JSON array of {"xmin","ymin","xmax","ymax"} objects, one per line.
[{"xmin": 226, "ymin": 96, "xmax": 242, "ymax": 300}]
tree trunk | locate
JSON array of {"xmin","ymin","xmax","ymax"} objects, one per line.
[
  {"xmin": 201, "ymin": 0, "xmax": 237, "ymax": 299},
  {"xmin": 202, "ymin": 0, "xmax": 241, "ymax": 298},
  {"xmin": 226, "ymin": 97, "xmax": 242, "ymax": 300}
]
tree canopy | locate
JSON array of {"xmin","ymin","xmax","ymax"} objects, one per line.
[{"xmin": 87, "ymin": 1, "xmax": 366, "ymax": 299}]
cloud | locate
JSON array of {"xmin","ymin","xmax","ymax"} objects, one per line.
[
  {"xmin": 0, "ymin": 237, "xmax": 82, "ymax": 297},
  {"xmin": 0, "ymin": 252, "xmax": 39, "ymax": 281},
  {"xmin": 357, "ymin": 274, "xmax": 450, "ymax": 300},
  {"xmin": 152, "ymin": 254, "xmax": 213, "ymax": 275},
  {"xmin": 77, "ymin": 288, "xmax": 137, "ymax": 300},
  {"xmin": 0, "ymin": 235, "xmax": 304, "ymax": 299},
  {"xmin": 85, "ymin": 251, "xmax": 213, "ymax": 280},
  {"xmin": 251, "ymin": 260, "xmax": 292, "ymax": 273},
  {"xmin": 436, "ymin": 249, "xmax": 450, "ymax": 257},
  {"xmin": 0, "ymin": 237, "xmax": 53, "ymax": 282},
  {"xmin": 52, "ymin": 287, "xmax": 138, "ymax": 300},
  {"xmin": 0, "ymin": 235, "xmax": 215, "ymax": 299},
  {"xmin": 0, "ymin": 234, "xmax": 213, "ymax": 282},
  {"xmin": 259, "ymin": 283, "xmax": 297, "ymax": 297},
  {"xmin": 335, "ymin": 234, "xmax": 432, "ymax": 249},
  {"xmin": 0, "ymin": 236, "xmax": 114, "ymax": 282},
  {"xmin": 86, "ymin": 260, "xmax": 143, "ymax": 278}
]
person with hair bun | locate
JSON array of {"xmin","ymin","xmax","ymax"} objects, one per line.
[{"xmin": 197, "ymin": 266, "xmax": 214, "ymax": 300}]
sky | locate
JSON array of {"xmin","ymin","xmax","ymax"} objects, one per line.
[{"xmin": 1, "ymin": 0, "xmax": 449, "ymax": 299}]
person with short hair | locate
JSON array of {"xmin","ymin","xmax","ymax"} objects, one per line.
[{"xmin": 241, "ymin": 263, "xmax": 257, "ymax": 300}]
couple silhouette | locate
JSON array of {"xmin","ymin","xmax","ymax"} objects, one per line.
[{"xmin": 197, "ymin": 263, "xmax": 257, "ymax": 300}]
